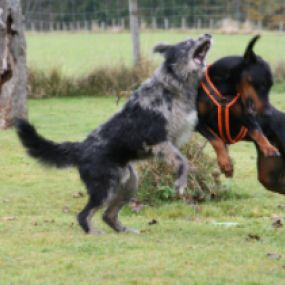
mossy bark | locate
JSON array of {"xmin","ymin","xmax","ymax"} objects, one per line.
[{"xmin": 0, "ymin": 0, "xmax": 27, "ymax": 129}]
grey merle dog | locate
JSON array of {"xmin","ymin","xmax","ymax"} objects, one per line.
[{"xmin": 16, "ymin": 34, "xmax": 212, "ymax": 234}]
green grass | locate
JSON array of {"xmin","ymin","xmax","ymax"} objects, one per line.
[
  {"xmin": 1, "ymin": 95, "xmax": 285, "ymax": 284},
  {"xmin": 27, "ymin": 31, "xmax": 285, "ymax": 76}
]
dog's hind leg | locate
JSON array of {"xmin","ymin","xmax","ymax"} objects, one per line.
[
  {"xmin": 77, "ymin": 198, "xmax": 104, "ymax": 235},
  {"xmin": 77, "ymin": 198, "xmax": 105, "ymax": 235},
  {"xmin": 152, "ymin": 142, "xmax": 189, "ymax": 196},
  {"xmin": 77, "ymin": 178, "xmax": 109, "ymax": 235},
  {"xmin": 103, "ymin": 165, "xmax": 139, "ymax": 234}
]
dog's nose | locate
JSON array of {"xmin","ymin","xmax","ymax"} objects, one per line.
[{"xmin": 204, "ymin": 33, "xmax": 212, "ymax": 39}]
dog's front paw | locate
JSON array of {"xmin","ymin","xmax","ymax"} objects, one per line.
[
  {"xmin": 89, "ymin": 228, "xmax": 106, "ymax": 236},
  {"xmin": 261, "ymin": 143, "xmax": 280, "ymax": 157},
  {"xmin": 122, "ymin": 227, "xmax": 141, "ymax": 235},
  {"xmin": 175, "ymin": 181, "xmax": 186, "ymax": 197},
  {"xmin": 218, "ymin": 157, "xmax": 233, "ymax": 178}
]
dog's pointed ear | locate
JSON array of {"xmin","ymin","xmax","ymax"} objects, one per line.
[
  {"xmin": 153, "ymin": 43, "xmax": 172, "ymax": 55},
  {"xmin": 244, "ymin": 35, "xmax": 260, "ymax": 63}
]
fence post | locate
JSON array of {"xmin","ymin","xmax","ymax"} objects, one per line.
[
  {"xmin": 181, "ymin": 17, "xmax": 186, "ymax": 29},
  {"xmin": 56, "ymin": 22, "xmax": 61, "ymax": 31},
  {"xmin": 121, "ymin": 18, "xmax": 125, "ymax": 29},
  {"xmin": 257, "ymin": 20, "xmax": 262, "ymax": 30},
  {"xmin": 129, "ymin": 0, "xmax": 141, "ymax": 66},
  {"xmin": 164, "ymin": 17, "xmax": 169, "ymax": 29},
  {"xmin": 84, "ymin": 20, "xmax": 89, "ymax": 31},
  {"xmin": 30, "ymin": 21, "xmax": 35, "ymax": 32},
  {"xmin": 63, "ymin": 21, "xmax": 68, "ymax": 31},
  {"xmin": 76, "ymin": 21, "xmax": 81, "ymax": 31},
  {"xmin": 209, "ymin": 18, "xmax": 214, "ymax": 30},
  {"xmin": 197, "ymin": 19, "xmax": 201, "ymax": 29},
  {"xmin": 72, "ymin": 21, "xmax": 76, "ymax": 31},
  {"xmin": 91, "ymin": 20, "xmax": 98, "ymax": 31},
  {"xmin": 279, "ymin": 22, "xmax": 284, "ymax": 32},
  {"xmin": 152, "ymin": 17, "xmax": 157, "ymax": 29},
  {"xmin": 39, "ymin": 21, "xmax": 44, "ymax": 32},
  {"xmin": 100, "ymin": 21, "xmax": 106, "ymax": 31},
  {"xmin": 140, "ymin": 20, "xmax": 147, "ymax": 30}
]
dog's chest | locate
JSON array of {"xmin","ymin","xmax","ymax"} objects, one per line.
[{"xmin": 168, "ymin": 100, "xmax": 198, "ymax": 147}]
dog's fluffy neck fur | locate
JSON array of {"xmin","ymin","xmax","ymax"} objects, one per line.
[{"xmin": 154, "ymin": 64, "xmax": 200, "ymax": 103}]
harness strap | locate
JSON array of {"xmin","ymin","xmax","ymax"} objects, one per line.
[{"xmin": 201, "ymin": 66, "xmax": 248, "ymax": 144}]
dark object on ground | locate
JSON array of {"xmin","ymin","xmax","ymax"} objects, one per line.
[
  {"xmin": 266, "ymin": 252, "xmax": 282, "ymax": 260},
  {"xmin": 246, "ymin": 233, "xmax": 261, "ymax": 241},
  {"xmin": 148, "ymin": 219, "xmax": 158, "ymax": 225},
  {"xmin": 272, "ymin": 217, "xmax": 283, "ymax": 228}
]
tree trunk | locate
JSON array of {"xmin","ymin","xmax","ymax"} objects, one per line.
[
  {"xmin": 0, "ymin": 0, "xmax": 27, "ymax": 129},
  {"xmin": 129, "ymin": 0, "xmax": 141, "ymax": 66}
]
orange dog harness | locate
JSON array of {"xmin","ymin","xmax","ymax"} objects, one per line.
[{"xmin": 200, "ymin": 66, "xmax": 248, "ymax": 144}]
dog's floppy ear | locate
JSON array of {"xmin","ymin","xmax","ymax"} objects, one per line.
[
  {"xmin": 244, "ymin": 34, "xmax": 260, "ymax": 63},
  {"xmin": 153, "ymin": 43, "xmax": 173, "ymax": 55}
]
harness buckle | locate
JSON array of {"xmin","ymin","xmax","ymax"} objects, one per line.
[{"xmin": 219, "ymin": 97, "xmax": 229, "ymax": 106}]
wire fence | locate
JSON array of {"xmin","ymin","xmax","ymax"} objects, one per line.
[{"xmin": 22, "ymin": 0, "xmax": 285, "ymax": 32}]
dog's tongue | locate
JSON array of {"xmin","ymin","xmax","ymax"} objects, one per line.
[
  {"xmin": 194, "ymin": 56, "xmax": 203, "ymax": 66},
  {"xmin": 194, "ymin": 55, "xmax": 207, "ymax": 68}
]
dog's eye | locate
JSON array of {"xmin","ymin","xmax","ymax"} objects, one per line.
[
  {"xmin": 246, "ymin": 76, "xmax": 253, "ymax": 83},
  {"xmin": 260, "ymin": 82, "xmax": 265, "ymax": 87}
]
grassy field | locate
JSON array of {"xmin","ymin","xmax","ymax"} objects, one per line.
[
  {"xmin": 27, "ymin": 31, "xmax": 285, "ymax": 76},
  {"xmin": 1, "ymin": 31, "xmax": 285, "ymax": 284},
  {"xmin": 1, "ymin": 94, "xmax": 285, "ymax": 284}
]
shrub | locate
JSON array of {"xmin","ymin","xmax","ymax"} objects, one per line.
[
  {"xmin": 77, "ymin": 58, "xmax": 154, "ymax": 97},
  {"xmin": 28, "ymin": 67, "xmax": 76, "ymax": 98},
  {"xmin": 137, "ymin": 135, "xmax": 227, "ymax": 205},
  {"xmin": 28, "ymin": 58, "xmax": 154, "ymax": 98},
  {"xmin": 28, "ymin": 58, "xmax": 285, "ymax": 99}
]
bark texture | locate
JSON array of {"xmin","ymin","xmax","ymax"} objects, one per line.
[{"xmin": 0, "ymin": 0, "xmax": 27, "ymax": 129}]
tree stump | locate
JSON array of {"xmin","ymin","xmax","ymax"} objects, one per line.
[{"xmin": 0, "ymin": 0, "xmax": 27, "ymax": 129}]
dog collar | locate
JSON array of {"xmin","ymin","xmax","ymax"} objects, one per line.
[{"xmin": 200, "ymin": 66, "xmax": 248, "ymax": 144}]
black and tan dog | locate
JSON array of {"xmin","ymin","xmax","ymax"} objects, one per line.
[{"xmin": 196, "ymin": 35, "xmax": 281, "ymax": 183}]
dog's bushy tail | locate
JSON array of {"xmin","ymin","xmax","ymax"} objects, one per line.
[{"xmin": 16, "ymin": 119, "xmax": 81, "ymax": 168}]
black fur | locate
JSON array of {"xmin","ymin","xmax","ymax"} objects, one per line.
[
  {"xmin": 16, "ymin": 102, "xmax": 167, "ymax": 168},
  {"xmin": 16, "ymin": 119, "xmax": 80, "ymax": 168},
  {"xmin": 16, "ymin": 34, "xmax": 212, "ymax": 234},
  {"xmin": 196, "ymin": 35, "xmax": 279, "ymax": 178},
  {"xmin": 98, "ymin": 100, "xmax": 167, "ymax": 164},
  {"xmin": 16, "ymin": 102, "xmax": 167, "ymax": 234}
]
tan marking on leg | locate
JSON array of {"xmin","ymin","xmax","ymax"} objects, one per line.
[
  {"xmin": 210, "ymin": 137, "xmax": 233, "ymax": 177},
  {"xmin": 238, "ymin": 77, "xmax": 263, "ymax": 113},
  {"xmin": 250, "ymin": 130, "xmax": 280, "ymax": 157}
]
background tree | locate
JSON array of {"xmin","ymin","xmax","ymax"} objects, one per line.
[
  {"xmin": 0, "ymin": 0, "xmax": 27, "ymax": 129},
  {"xmin": 21, "ymin": 0, "xmax": 285, "ymax": 29}
]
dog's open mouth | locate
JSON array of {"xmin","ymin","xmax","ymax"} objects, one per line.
[{"xmin": 193, "ymin": 40, "xmax": 211, "ymax": 66}]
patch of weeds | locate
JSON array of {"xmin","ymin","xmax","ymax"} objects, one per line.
[{"xmin": 137, "ymin": 135, "xmax": 230, "ymax": 205}]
